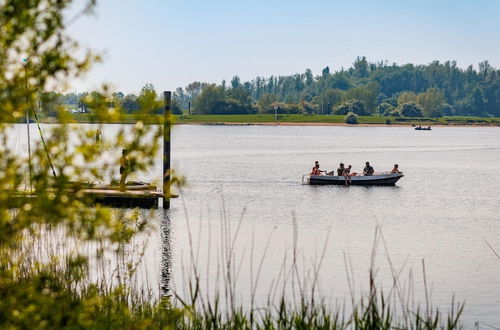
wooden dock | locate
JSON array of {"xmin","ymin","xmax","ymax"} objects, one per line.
[
  {"xmin": 4, "ymin": 188, "xmax": 165, "ymax": 209},
  {"xmin": 82, "ymin": 188, "xmax": 164, "ymax": 208}
]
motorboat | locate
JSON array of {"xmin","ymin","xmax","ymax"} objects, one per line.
[
  {"xmin": 302, "ymin": 172, "xmax": 404, "ymax": 185},
  {"xmin": 414, "ymin": 126, "xmax": 432, "ymax": 130}
]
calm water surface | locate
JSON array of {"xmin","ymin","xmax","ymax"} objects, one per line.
[
  {"xmin": 10, "ymin": 124, "xmax": 500, "ymax": 327},
  {"xmin": 165, "ymin": 125, "xmax": 500, "ymax": 327}
]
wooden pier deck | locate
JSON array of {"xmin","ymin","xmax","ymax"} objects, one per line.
[
  {"xmin": 4, "ymin": 187, "xmax": 165, "ymax": 209},
  {"xmin": 82, "ymin": 188, "xmax": 164, "ymax": 208}
]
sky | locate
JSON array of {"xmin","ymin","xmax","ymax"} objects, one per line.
[{"xmin": 66, "ymin": 0, "xmax": 500, "ymax": 94}]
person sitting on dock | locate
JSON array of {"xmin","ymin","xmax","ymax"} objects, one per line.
[
  {"xmin": 310, "ymin": 161, "xmax": 324, "ymax": 175},
  {"xmin": 363, "ymin": 162, "xmax": 374, "ymax": 176},
  {"xmin": 391, "ymin": 164, "xmax": 401, "ymax": 173},
  {"xmin": 119, "ymin": 149, "xmax": 130, "ymax": 187}
]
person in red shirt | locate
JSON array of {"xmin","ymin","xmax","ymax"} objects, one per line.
[{"xmin": 310, "ymin": 161, "xmax": 324, "ymax": 175}]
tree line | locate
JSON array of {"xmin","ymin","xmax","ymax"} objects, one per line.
[
  {"xmin": 172, "ymin": 57, "xmax": 500, "ymax": 117},
  {"xmin": 47, "ymin": 57, "xmax": 499, "ymax": 118},
  {"xmin": 38, "ymin": 83, "xmax": 183, "ymax": 117}
]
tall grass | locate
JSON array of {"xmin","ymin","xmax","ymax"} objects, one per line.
[
  {"xmin": 169, "ymin": 200, "xmax": 464, "ymax": 329},
  {"xmin": 2, "ymin": 204, "xmax": 465, "ymax": 329}
]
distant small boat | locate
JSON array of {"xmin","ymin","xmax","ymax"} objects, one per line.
[
  {"xmin": 414, "ymin": 126, "xmax": 432, "ymax": 131},
  {"xmin": 302, "ymin": 172, "xmax": 404, "ymax": 185}
]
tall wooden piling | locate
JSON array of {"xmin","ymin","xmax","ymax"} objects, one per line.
[{"xmin": 163, "ymin": 91, "xmax": 171, "ymax": 209}]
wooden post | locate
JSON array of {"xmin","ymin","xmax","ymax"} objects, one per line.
[
  {"xmin": 163, "ymin": 91, "xmax": 171, "ymax": 209},
  {"xmin": 24, "ymin": 61, "xmax": 32, "ymax": 192}
]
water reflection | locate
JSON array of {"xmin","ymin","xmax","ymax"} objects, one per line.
[{"xmin": 160, "ymin": 209, "xmax": 172, "ymax": 297}]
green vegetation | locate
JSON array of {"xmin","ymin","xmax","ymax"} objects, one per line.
[
  {"xmin": 38, "ymin": 58, "xmax": 500, "ymax": 120},
  {"xmin": 345, "ymin": 112, "xmax": 359, "ymax": 124},
  {"xmin": 61, "ymin": 113, "xmax": 500, "ymax": 126},
  {"xmin": 172, "ymin": 57, "xmax": 500, "ymax": 118},
  {"xmin": 0, "ymin": 0, "xmax": 470, "ymax": 328}
]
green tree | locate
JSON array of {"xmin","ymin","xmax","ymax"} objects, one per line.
[
  {"xmin": 376, "ymin": 102, "xmax": 395, "ymax": 116},
  {"xmin": 470, "ymin": 87, "xmax": 487, "ymax": 116},
  {"xmin": 417, "ymin": 88, "xmax": 446, "ymax": 117},
  {"xmin": 345, "ymin": 82, "xmax": 379, "ymax": 113},
  {"xmin": 171, "ymin": 98, "xmax": 183, "ymax": 115},
  {"xmin": 257, "ymin": 93, "xmax": 278, "ymax": 113},
  {"xmin": 399, "ymin": 102, "xmax": 423, "ymax": 117},
  {"xmin": 0, "ymin": 2, "xmax": 166, "ymax": 328},
  {"xmin": 441, "ymin": 103, "xmax": 456, "ymax": 116},
  {"xmin": 304, "ymin": 68, "xmax": 314, "ymax": 86},
  {"xmin": 39, "ymin": 91, "xmax": 62, "ymax": 117},
  {"xmin": 230, "ymin": 75, "xmax": 241, "ymax": 89},
  {"xmin": 192, "ymin": 84, "xmax": 225, "ymax": 114},
  {"xmin": 334, "ymin": 100, "xmax": 367, "ymax": 116},
  {"xmin": 353, "ymin": 56, "xmax": 369, "ymax": 78},
  {"xmin": 137, "ymin": 83, "xmax": 165, "ymax": 114},
  {"xmin": 397, "ymin": 91, "xmax": 418, "ymax": 107},
  {"xmin": 122, "ymin": 93, "xmax": 139, "ymax": 113},
  {"xmin": 322, "ymin": 66, "xmax": 330, "ymax": 77},
  {"xmin": 300, "ymin": 101, "xmax": 317, "ymax": 115},
  {"xmin": 229, "ymin": 86, "xmax": 252, "ymax": 107},
  {"xmin": 321, "ymin": 88, "xmax": 344, "ymax": 114},
  {"xmin": 185, "ymin": 81, "xmax": 205, "ymax": 100}
]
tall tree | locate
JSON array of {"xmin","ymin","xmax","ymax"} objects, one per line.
[
  {"xmin": 185, "ymin": 81, "xmax": 204, "ymax": 100},
  {"xmin": 192, "ymin": 84, "xmax": 225, "ymax": 114},
  {"xmin": 417, "ymin": 88, "xmax": 446, "ymax": 117}
]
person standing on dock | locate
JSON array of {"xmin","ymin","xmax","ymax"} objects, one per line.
[
  {"xmin": 95, "ymin": 128, "xmax": 102, "ymax": 145},
  {"xmin": 119, "ymin": 149, "xmax": 130, "ymax": 187}
]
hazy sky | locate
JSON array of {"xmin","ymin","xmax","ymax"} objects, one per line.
[{"xmin": 66, "ymin": 0, "xmax": 500, "ymax": 94}]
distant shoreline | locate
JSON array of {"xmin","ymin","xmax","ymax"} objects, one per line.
[
  {"xmin": 175, "ymin": 121, "xmax": 500, "ymax": 128},
  {"xmin": 17, "ymin": 113, "xmax": 500, "ymax": 127},
  {"xmin": 26, "ymin": 120, "xmax": 500, "ymax": 128}
]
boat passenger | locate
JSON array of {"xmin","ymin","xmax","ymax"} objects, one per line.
[
  {"xmin": 343, "ymin": 165, "xmax": 352, "ymax": 185},
  {"xmin": 337, "ymin": 163, "xmax": 345, "ymax": 176},
  {"xmin": 391, "ymin": 164, "xmax": 401, "ymax": 173},
  {"xmin": 363, "ymin": 162, "xmax": 374, "ymax": 176},
  {"xmin": 119, "ymin": 149, "xmax": 130, "ymax": 187},
  {"xmin": 310, "ymin": 161, "xmax": 325, "ymax": 175}
]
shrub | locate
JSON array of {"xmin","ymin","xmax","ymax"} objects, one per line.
[
  {"xmin": 345, "ymin": 112, "xmax": 359, "ymax": 124},
  {"xmin": 399, "ymin": 102, "xmax": 424, "ymax": 117},
  {"xmin": 334, "ymin": 100, "xmax": 367, "ymax": 116},
  {"xmin": 377, "ymin": 102, "xmax": 394, "ymax": 116},
  {"xmin": 388, "ymin": 109, "xmax": 401, "ymax": 117},
  {"xmin": 386, "ymin": 117, "xmax": 393, "ymax": 125}
]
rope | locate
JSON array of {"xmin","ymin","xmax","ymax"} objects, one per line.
[{"xmin": 30, "ymin": 105, "xmax": 57, "ymax": 178}]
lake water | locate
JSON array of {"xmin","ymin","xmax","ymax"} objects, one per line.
[{"xmin": 9, "ymin": 124, "xmax": 500, "ymax": 327}]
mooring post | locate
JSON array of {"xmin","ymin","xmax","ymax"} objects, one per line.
[{"xmin": 163, "ymin": 91, "xmax": 171, "ymax": 209}]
